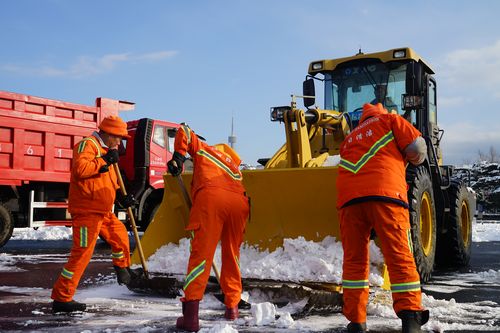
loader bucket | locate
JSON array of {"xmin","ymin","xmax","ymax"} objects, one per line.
[{"xmin": 131, "ymin": 166, "xmax": 340, "ymax": 265}]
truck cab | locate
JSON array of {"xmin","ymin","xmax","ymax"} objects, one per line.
[{"xmin": 119, "ymin": 118, "xmax": 180, "ymax": 229}]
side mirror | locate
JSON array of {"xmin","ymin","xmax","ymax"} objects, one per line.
[
  {"xmin": 405, "ymin": 61, "xmax": 423, "ymax": 95},
  {"xmin": 303, "ymin": 78, "xmax": 316, "ymax": 108}
]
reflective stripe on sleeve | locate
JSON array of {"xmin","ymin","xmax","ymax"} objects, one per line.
[
  {"xmin": 181, "ymin": 125, "xmax": 192, "ymax": 145},
  {"xmin": 77, "ymin": 137, "xmax": 102, "ymax": 157}
]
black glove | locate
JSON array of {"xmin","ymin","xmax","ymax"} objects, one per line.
[
  {"xmin": 116, "ymin": 192, "xmax": 137, "ymax": 209},
  {"xmin": 102, "ymin": 149, "xmax": 119, "ymax": 165},
  {"xmin": 167, "ymin": 151, "xmax": 186, "ymax": 176},
  {"xmin": 99, "ymin": 165, "xmax": 110, "ymax": 173}
]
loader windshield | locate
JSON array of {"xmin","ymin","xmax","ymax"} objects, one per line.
[{"xmin": 324, "ymin": 62, "xmax": 407, "ymax": 128}]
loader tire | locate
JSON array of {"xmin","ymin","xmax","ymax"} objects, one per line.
[
  {"xmin": 436, "ymin": 180, "xmax": 473, "ymax": 268},
  {"xmin": 0, "ymin": 204, "xmax": 14, "ymax": 248},
  {"xmin": 407, "ymin": 167, "xmax": 436, "ymax": 283}
]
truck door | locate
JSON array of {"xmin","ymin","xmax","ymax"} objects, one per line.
[{"xmin": 150, "ymin": 123, "xmax": 169, "ymax": 188}]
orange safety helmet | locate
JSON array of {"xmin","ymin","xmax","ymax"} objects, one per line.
[{"xmin": 98, "ymin": 115, "xmax": 130, "ymax": 138}]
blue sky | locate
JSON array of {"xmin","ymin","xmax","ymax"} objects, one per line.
[{"xmin": 1, "ymin": 0, "xmax": 499, "ymax": 165}]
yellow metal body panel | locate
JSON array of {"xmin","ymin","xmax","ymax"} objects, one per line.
[
  {"xmin": 132, "ymin": 167, "xmax": 341, "ymax": 265},
  {"xmin": 308, "ymin": 47, "xmax": 434, "ymax": 75}
]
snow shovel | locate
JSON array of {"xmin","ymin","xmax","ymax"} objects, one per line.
[
  {"xmin": 176, "ymin": 175, "xmax": 251, "ymax": 309},
  {"xmin": 113, "ymin": 163, "xmax": 149, "ymax": 280}
]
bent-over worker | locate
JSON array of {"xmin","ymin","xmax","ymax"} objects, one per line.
[
  {"xmin": 337, "ymin": 103, "xmax": 429, "ymax": 333},
  {"xmin": 51, "ymin": 115, "xmax": 137, "ymax": 313},
  {"xmin": 167, "ymin": 124, "xmax": 249, "ymax": 332}
]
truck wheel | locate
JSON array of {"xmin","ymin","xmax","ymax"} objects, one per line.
[
  {"xmin": 141, "ymin": 191, "xmax": 163, "ymax": 231},
  {"xmin": 0, "ymin": 204, "xmax": 14, "ymax": 248},
  {"xmin": 407, "ymin": 167, "xmax": 437, "ymax": 283},
  {"xmin": 436, "ymin": 180, "xmax": 473, "ymax": 268}
]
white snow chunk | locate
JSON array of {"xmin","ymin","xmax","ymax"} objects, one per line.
[{"xmin": 251, "ymin": 302, "xmax": 276, "ymax": 326}]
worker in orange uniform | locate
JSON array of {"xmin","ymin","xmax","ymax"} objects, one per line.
[
  {"xmin": 337, "ymin": 103, "xmax": 429, "ymax": 333},
  {"xmin": 51, "ymin": 115, "xmax": 137, "ymax": 313},
  {"xmin": 167, "ymin": 124, "xmax": 249, "ymax": 332}
]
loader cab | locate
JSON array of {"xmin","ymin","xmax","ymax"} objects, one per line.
[{"xmin": 321, "ymin": 61, "xmax": 409, "ymax": 129}]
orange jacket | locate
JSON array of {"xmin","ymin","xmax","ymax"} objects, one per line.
[
  {"xmin": 174, "ymin": 125, "xmax": 245, "ymax": 197},
  {"xmin": 337, "ymin": 103, "xmax": 422, "ymax": 208},
  {"xmin": 68, "ymin": 133, "xmax": 119, "ymax": 214}
]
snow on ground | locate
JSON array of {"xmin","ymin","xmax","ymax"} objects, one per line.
[
  {"xmin": 472, "ymin": 220, "xmax": 500, "ymax": 242},
  {"xmin": 11, "ymin": 226, "xmax": 72, "ymax": 240},
  {"xmin": 3, "ymin": 278, "xmax": 500, "ymax": 332},
  {"xmin": 4, "ymin": 221, "xmax": 500, "ymax": 331}
]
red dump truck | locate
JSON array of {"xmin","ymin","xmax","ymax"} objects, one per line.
[{"xmin": 0, "ymin": 90, "xmax": 180, "ymax": 247}]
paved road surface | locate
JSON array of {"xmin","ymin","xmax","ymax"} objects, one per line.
[{"xmin": 0, "ymin": 238, "xmax": 499, "ymax": 332}]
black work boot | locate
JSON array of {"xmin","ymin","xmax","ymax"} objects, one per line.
[
  {"xmin": 346, "ymin": 322, "xmax": 367, "ymax": 333},
  {"xmin": 114, "ymin": 265, "xmax": 131, "ymax": 285},
  {"xmin": 52, "ymin": 300, "xmax": 86, "ymax": 313},
  {"xmin": 397, "ymin": 310, "xmax": 430, "ymax": 333}
]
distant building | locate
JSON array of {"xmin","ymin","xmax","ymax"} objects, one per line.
[{"xmin": 228, "ymin": 116, "xmax": 237, "ymax": 149}]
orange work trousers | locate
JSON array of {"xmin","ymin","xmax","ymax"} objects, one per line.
[
  {"xmin": 339, "ymin": 201, "xmax": 422, "ymax": 323},
  {"xmin": 183, "ymin": 187, "xmax": 249, "ymax": 308},
  {"xmin": 51, "ymin": 212, "xmax": 130, "ymax": 302}
]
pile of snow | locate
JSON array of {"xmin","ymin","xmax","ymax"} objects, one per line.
[
  {"xmin": 11, "ymin": 226, "xmax": 72, "ymax": 240},
  {"xmin": 146, "ymin": 236, "xmax": 385, "ymax": 286},
  {"xmin": 478, "ymin": 269, "xmax": 500, "ymax": 283},
  {"xmin": 472, "ymin": 220, "xmax": 500, "ymax": 242}
]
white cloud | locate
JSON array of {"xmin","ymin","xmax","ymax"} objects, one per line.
[
  {"xmin": 444, "ymin": 122, "xmax": 500, "ymax": 144},
  {"xmin": 441, "ymin": 122, "xmax": 500, "ymax": 164},
  {"xmin": 0, "ymin": 50, "xmax": 178, "ymax": 78},
  {"xmin": 438, "ymin": 96, "xmax": 468, "ymax": 108},
  {"xmin": 438, "ymin": 40, "xmax": 500, "ymax": 95}
]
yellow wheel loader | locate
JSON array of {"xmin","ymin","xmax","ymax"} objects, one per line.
[{"xmin": 131, "ymin": 47, "xmax": 475, "ymax": 299}]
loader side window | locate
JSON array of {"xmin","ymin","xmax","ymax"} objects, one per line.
[{"xmin": 428, "ymin": 80, "xmax": 437, "ymax": 125}]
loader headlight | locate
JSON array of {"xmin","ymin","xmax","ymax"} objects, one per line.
[
  {"xmin": 270, "ymin": 106, "xmax": 291, "ymax": 122},
  {"xmin": 393, "ymin": 49, "xmax": 406, "ymax": 58},
  {"xmin": 311, "ymin": 61, "xmax": 323, "ymax": 71}
]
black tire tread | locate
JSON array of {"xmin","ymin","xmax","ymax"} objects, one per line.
[
  {"xmin": 436, "ymin": 180, "xmax": 473, "ymax": 268},
  {"xmin": 406, "ymin": 166, "xmax": 437, "ymax": 283},
  {"xmin": 0, "ymin": 203, "xmax": 14, "ymax": 248}
]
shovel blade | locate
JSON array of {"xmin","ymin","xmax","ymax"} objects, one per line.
[{"xmin": 213, "ymin": 293, "xmax": 252, "ymax": 309}]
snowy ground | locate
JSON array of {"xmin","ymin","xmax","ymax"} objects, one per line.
[{"xmin": 1, "ymin": 220, "xmax": 500, "ymax": 332}]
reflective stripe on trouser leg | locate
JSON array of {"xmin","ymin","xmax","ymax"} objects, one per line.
[
  {"xmin": 98, "ymin": 212, "xmax": 131, "ymax": 267},
  {"xmin": 339, "ymin": 204, "xmax": 372, "ymax": 323},
  {"xmin": 184, "ymin": 260, "xmax": 206, "ymax": 290},
  {"xmin": 183, "ymin": 189, "xmax": 226, "ymax": 301},
  {"xmin": 391, "ymin": 281, "xmax": 421, "ymax": 293},
  {"xmin": 343, "ymin": 279, "xmax": 369, "ymax": 289},
  {"xmin": 219, "ymin": 190, "xmax": 249, "ymax": 308},
  {"xmin": 51, "ymin": 214, "xmax": 102, "ymax": 302},
  {"xmin": 370, "ymin": 202, "xmax": 423, "ymax": 313}
]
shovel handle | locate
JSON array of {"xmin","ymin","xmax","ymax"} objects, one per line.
[
  {"xmin": 113, "ymin": 163, "xmax": 149, "ymax": 279},
  {"xmin": 176, "ymin": 175, "xmax": 221, "ymax": 284}
]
